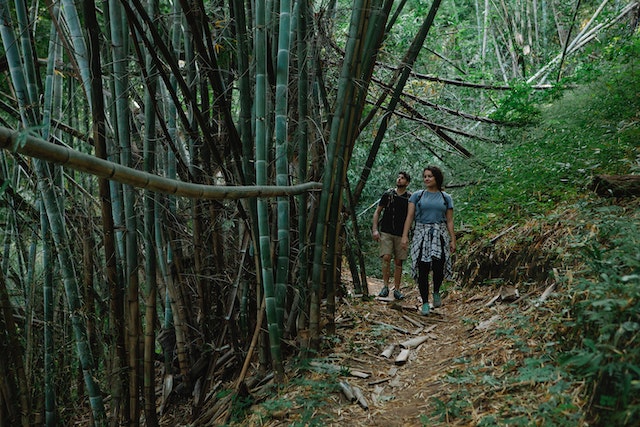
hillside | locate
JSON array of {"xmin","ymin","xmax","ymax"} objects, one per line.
[{"xmin": 179, "ymin": 56, "xmax": 640, "ymax": 426}]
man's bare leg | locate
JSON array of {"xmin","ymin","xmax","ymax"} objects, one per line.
[
  {"xmin": 393, "ymin": 260, "xmax": 403, "ymax": 289},
  {"xmin": 381, "ymin": 254, "xmax": 392, "ymax": 287}
]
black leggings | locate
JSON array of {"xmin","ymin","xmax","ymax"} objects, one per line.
[{"xmin": 417, "ymin": 257, "xmax": 445, "ymax": 303}]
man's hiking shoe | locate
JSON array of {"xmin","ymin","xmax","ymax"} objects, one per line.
[
  {"xmin": 393, "ymin": 289, "xmax": 403, "ymax": 300},
  {"xmin": 433, "ymin": 292, "xmax": 442, "ymax": 308},
  {"xmin": 421, "ymin": 303, "xmax": 430, "ymax": 316},
  {"xmin": 378, "ymin": 286, "xmax": 389, "ymax": 297}
]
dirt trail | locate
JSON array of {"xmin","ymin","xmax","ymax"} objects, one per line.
[{"xmin": 317, "ymin": 277, "xmax": 515, "ymax": 427}]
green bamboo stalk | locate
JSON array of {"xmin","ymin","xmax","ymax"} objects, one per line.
[
  {"xmin": 36, "ymin": 158, "xmax": 107, "ymax": 423},
  {"xmin": 42, "ymin": 8, "xmax": 60, "ymax": 423},
  {"xmin": 0, "ymin": 263, "xmax": 31, "ymax": 426},
  {"xmin": 106, "ymin": 1, "xmax": 141, "ymax": 419},
  {"xmin": 41, "ymin": 200, "xmax": 55, "ymax": 426},
  {"xmin": 82, "ymin": 0, "xmax": 127, "ymax": 421},
  {"xmin": 1, "ymin": 1, "xmax": 106, "ymax": 422},
  {"xmin": 274, "ymin": 0, "xmax": 292, "ymax": 331},
  {"xmin": 255, "ymin": 0, "xmax": 284, "ymax": 380},
  {"xmin": 60, "ymin": 0, "xmax": 92, "ymax": 106},
  {"xmin": 309, "ymin": 0, "xmax": 371, "ymax": 344},
  {"xmin": 295, "ymin": 0, "xmax": 312, "ymax": 341},
  {"xmin": 142, "ymin": 1, "xmax": 159, "ymax": 424}
]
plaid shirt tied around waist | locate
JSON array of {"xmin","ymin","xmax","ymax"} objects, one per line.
[{"xmin": 410, "ymin": 222, "xmax": 453, "ymax": 281}]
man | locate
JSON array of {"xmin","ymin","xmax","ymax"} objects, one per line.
[{"xmin": 372, "ymin": 171, "xmax": 411, "ymax": 299}]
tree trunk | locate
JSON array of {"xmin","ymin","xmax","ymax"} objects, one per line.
[{"xmin": 590, "ymin": 174, "xmax": 640, "ymax": 197}]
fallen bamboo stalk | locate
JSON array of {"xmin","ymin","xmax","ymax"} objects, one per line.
[
  {"xmin": 402, "ymin": 315, "xmax": 424, "ymax": 328},
  {"xmin": 373, "ymin": 320, "xmax": 411, "ymax": 334}
]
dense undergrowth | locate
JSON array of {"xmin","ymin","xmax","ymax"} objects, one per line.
[
  {"xmin": 450, "ymin": 48, "xmax": 640, "ymax": 424},
  {"xmin": 448, "ymin": 40, "xmax": 640, "ymax": 425}
]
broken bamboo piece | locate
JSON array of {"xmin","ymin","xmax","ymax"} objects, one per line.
[
  {"xmin": 352, "ymin": 385, "xmax": 369, "ymax": 410},
  {"xmin": 395, "ymin": 348, "xmax": 411, "ymax": 365},
  {"xmin": 536, "ymin": 283, "xmax": 556, "ymax": 306},
  {"xmin": 380, "ymin": 344, "xmax": 395, "ymax": 358},
  {"xmin": 400, "ymin": 335, "xmax": 430, "ymax": 349},
  {"xmin": 339, "ymin": 381, "xmax": 356, "ymax": 402}
]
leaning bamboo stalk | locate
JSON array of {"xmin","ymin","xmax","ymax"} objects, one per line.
[
  {"xmin": 0, "ymin": 126, "xmax": 322, "ymax": 199},
  {"xmin": 309, "ymin": 0, "xmax": 369, "ymax": 344},
  {"xmin": 236, "ymin": 297, "xmax": 267, "ymax": 390},
  {"xmin": 1, "ymin": 2, "xmax": 107, "ymax": 420}
]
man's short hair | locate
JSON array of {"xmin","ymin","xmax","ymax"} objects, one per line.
[{"xmin": 399, "ymin": 171, "xmax": 411, "ymax": 183}]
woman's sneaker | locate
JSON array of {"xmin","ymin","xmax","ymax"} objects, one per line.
[
  {"xmin": 393, "ymin": 289, "xmax": 403, "ymax": 300},
  {"xmin": 433, "ymin": 292, "xmax": 442, "ymax": 308},
  {"xmin": 421, "ymin": 303, "xmax": 430, "ymax": 316},
  {"xmin": 378, "ymin": 286, "xmax": 389, "ymax": 297}
]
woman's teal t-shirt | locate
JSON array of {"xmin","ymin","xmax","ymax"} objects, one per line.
[{"xmin": 409, "ymin": 190, "xmax": 453, "ymax": 224}]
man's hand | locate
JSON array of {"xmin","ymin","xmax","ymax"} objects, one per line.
[
  {"xmin": 372, "ymin": 230, "xmax": 380, "ymax": 241},
  {"xmin": 401, "ymin": 236, "xmax": 408, "ymax": 250}
]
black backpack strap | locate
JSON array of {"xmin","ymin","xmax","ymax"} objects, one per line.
[{"xmin": 440, "ymin": 191, "xmax": 449, "ymax": 209}]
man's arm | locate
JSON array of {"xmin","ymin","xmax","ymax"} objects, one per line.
[
  {"xmin": 372, "ymin": 205, "xmax": 384, "ymax": 241},
  {"xmin": 400, "ymin": 202, "xmax": 415, "ymax": 250}
]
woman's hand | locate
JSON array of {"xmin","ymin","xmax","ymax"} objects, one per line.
[
  {"xmin": 449, "ymin": 240, "xmax": 456, "ymax": 254},
  {"xmin": 372, "ymin": 230, "xmax": 380, "ymax": 241}
]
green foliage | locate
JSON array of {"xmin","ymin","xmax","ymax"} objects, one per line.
[
  {"xmin": 558, "ymin": 203, "xmax": 640, "ymax": 425},
  {"xmin": 489, "ymin": 83, "xmax": 542, "ymax": 125},
  {"xmin": 429, "ymin": 390, "xmax": 472, "ymax": 423},
  {"xmin": 453, "ymin": 59, "xmax": 640, "ymax": 233}
]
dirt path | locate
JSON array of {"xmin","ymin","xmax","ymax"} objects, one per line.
[{"xmin": 317, "ymin": 277, "xmax": 513, "ymax": 426}]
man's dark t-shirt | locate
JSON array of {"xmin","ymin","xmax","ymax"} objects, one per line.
[{"xmin": 378, "ymin": 190, "xmax": 410, "ymax": 236}]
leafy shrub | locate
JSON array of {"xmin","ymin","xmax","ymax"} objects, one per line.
[
  {"xmin": 489, "ymin": 83, "xmax": 542, "ymax": 125},
  {"xmin": 560, "ymin": 203, "xmax": 640, "ymax": 425}
]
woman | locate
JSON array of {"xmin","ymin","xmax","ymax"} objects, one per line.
[{"xmin": 401, "ymin": 166, "xmax": 456, "ymax": 315}]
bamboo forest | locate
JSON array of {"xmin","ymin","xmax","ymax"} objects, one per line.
[{"xmin": 1, "ymin": 0, "xmax": 639, "ymax": 425}]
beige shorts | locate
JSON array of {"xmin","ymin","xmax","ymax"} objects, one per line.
[{"xmin": 379, "ymin": 232, "xmax": 408, "ymax": 260}]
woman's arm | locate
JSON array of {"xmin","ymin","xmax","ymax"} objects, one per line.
[
  {"xmin": 446, "ymin": 208, "xmax": 456, "ymax": 253},
  {"xmin": 401, "ymin": 202, "xmax": 415, "ymax": 250}
]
